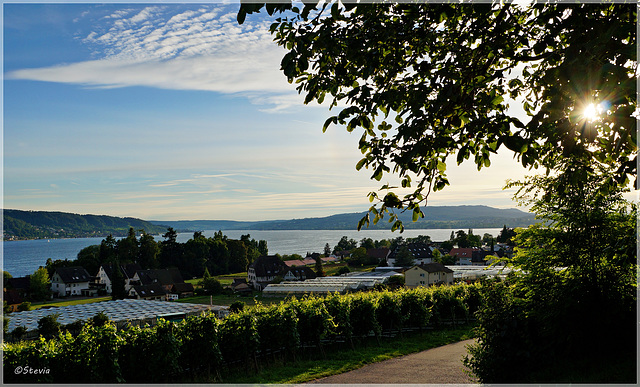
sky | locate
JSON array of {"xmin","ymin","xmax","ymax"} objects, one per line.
[{"xmin": 3, "ymin": 3, "xmax": 539, "ymax": 222}]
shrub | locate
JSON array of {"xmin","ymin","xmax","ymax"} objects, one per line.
[
  {"xmin": 349, "ymin": 293, "xmax": 380, "ymax": 340},
  {"xmin": 177, "ymin": 313, "xmax": 222, "ymax": 380},
  {"xmin": 290, "ymin": 296, "xmax": 334, "ymax": 348},
  {"xmin": 400, "ymin": 288, "xmax": 431, "ymax": 329},
  {"xmin": 218, "ymin": 311, "xmax": 259, "ymax": 371}
]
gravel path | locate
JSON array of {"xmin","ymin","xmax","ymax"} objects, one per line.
[{"xmin": 305, "ymin": 339, "xmax": 478, "ymax": 385}]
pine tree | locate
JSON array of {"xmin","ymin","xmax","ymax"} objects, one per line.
[
  {"xmin": 111, "ymin": 263, "xmax": 126, "ymax": 300},
  {"xmin": 314, "ymin": 256, "xmax": 325, "ymax": 277}
]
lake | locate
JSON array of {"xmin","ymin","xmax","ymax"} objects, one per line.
[{"xmin": 3, "ymin": 228, "xmax": 502, "ymax": 277}]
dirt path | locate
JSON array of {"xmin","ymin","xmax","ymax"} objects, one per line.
[{"xmin": 305, "ymin": 339, "xmax": 478, "ymax": 385}]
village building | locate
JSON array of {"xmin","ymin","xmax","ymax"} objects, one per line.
[
  {"xmin": 50, "ymin": 266, "xmax": 92, "ymax": 297},
  {"xmin": 387, "ymin": 242, "xmax": 438, "ymax": 266},
  {"xmin": 448, "ymin": 247, "xmax": 480, "ymax": 265},
  {"xmin": 96, "ymin": 263, "xmax": 142, "ymax": 294},
  {"xmin": 3, "ymin": 277, "xmax": 31, "ymax": 311},
  {"xmin": 279, "ymin": 266, "xmax": 317, "ymax": 282},
  {"xmin": 247, "ymin": 255, "xmax": 287, "ymax": 290},
  {"xmin": 128, "ymin": 268, "xmax": 194, "ymax": 300},
  {"xmin": 366, "ymin": 247, "xmax": 391, "ymax": 265},
  {"xmin": 404, "ymin": 263, "xmax": 454, "ymax": 288},
  {"xmin": 229, "ymin": 278, "xmax": 252, "ymax": 294}
]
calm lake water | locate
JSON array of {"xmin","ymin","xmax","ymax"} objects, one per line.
[{"xmin": 3, "ymin": 228, "xmax": 502, "ymax": 277}]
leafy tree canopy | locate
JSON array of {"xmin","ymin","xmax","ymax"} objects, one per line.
[{"xmin": 239, "ymin": 2, "xmax": 636, "ymax": 231}]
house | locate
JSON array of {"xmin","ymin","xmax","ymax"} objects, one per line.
[
  {"xmin": 321, "ymin": 255, "xmax": 340, "ymax": 263},
  {"xmin": 3, "ymin": 289, "xmax": 24, "ymax": 312},
  {"xmin": 131, "ymin": 268, "xmax": 186, "ymax": 291},
  {"xmin": 128, "ymin": 268, "xmax": 193, "ymax": 300},
  {"xmin": 96, "ymin": 263, "xmax": 142, "ymax": 294},
  {"xmin": 130, "ymin": 283, "xmax": 167, "ymax": 301},
  {"xmin": 472, "ymin": 250, "xmax": 502, "ymax": 266},
  {"xmin": 283, "ymin": 259, "xmax": 307, "ymax": 267},
  {"xmin": 367, "ymin": 247, "xmax": 391, "ymax": 265},
  {"xmin": 279, "ymin": 266, "xmax": 317, "ymax": 282},
  {"xmin": 448, "ymin": 248, "xmax": 480, "ymax": 265},
  {"xmin": 404, "ymin": 263, "xmax": 454, "ymax": 288},
  {"xmin": 4, "ymin": 276, "xmax": 31, "ymax": 302},
  {"xmin": 229, "ymin": 278, "xmax": 252, "ymax": 294},
  {"xmin": 247, "ymin": 255, "xmax": 287, "ymax": 290},
  {"xmin": 171, "ymin": 282, "xmax": 195, "ymax": 298},
  {"xmin": 51, "ymin": 266, "xmax": 92, "ymax": 297},
  {"xmin": 387, "ymin": 243, "xmax": 435, "ymax": 266}
]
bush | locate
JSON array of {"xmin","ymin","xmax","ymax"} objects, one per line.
[
  {"xmin": 254, "ymin": 303, "xmax": 300, "ymax": 359},
  {"xmin": 57, "ymin": 323, "xmax": 124, "ymax": 383},
  {"xmin": 290, "ymin": 296, "xmax": 333, "ymax": 347},
  {"xmin": 3, "ymin": 338, "xmax": 60, "ymax": 383},
  {"xmin": 349, "ymin": 293, "xmax": 380, "ymax": 340},
  {"xmin": 200, "ymin": 277, "xmax": 224, "ymax": 294},
  {"xmin": 400, "ymin": 288, "xmax": 431, "ymax": 329},
  {"xmin": 37, "ymin": 314, "xmax": 61, "ymax": 339},
  {"xmin": 177, "ymin": 313, "xmax": 222, "ymax": 380},
  {"xmin": 218, "ymin": 311, "xmax": 259, "ymax": 370},
  {"xmin": 119, "ymin": 319, "xmax": 182, "ymax": 383},
  {"xmin": 376, "ymin": 291, "xmax": 402, "ymax": 333},
  {"xmin": 229, "ymin": 301, "xmax": 245, "ymax": 313},
  {"xmin": 337, "ymin": 266, "xmax": 351, "ymax": 275},
  {"xmin": 89, "ymin": 312, "xmax": 110, "ymax": 327},
  {"xmin": 324, "ymin": 293, "xmax": 352, "ymax": 343},
  {"xmin": 9, "ymin": 325, "xmax": 28, "ymax": 342}
]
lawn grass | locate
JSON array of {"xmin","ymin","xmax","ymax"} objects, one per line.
[
  {"xmin": 31, "ymin": 296, "xmax": 112, "ymax": 309},
  {"xmin": 186, "ymin": 272, "xmax": 248, "ymax": 287},
  {"xmin": 220, "ymin": 324, "xmax": 476, "ymax": 384}
]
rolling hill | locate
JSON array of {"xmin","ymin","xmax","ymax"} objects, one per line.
[
  {"xmin": 4, "ymin": 205, "xmax": 536, "ymax": 240},
  {"xmin": 4, "ymin": 209, "xmax": 169, "ymax": 240},
  {"xmin": 150, "ymin": 205, "xmax": 537, "ymax": 231}
]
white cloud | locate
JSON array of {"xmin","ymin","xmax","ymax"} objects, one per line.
[{"xmin": 7, "ymin": 5, "xmax": 300, "ymax": 111}]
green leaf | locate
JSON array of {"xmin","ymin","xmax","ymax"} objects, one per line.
[
  {"xmin": 460, "ymin": 113, "xmax": 470, "ymax": 126},
  {"xmin": 356, "ymin": 158, "xmax": 367, "ymax": 171},
  {"xmin": 322, "ymin": 116, "xmax": 337, "ymax": 133},
  {"xmin": 237, "ymin": 8, "xmax": 247, "ymax": 25},
  {"xmin": 412, "ymin": 207, "xmax": 423, "ymax": 222}
]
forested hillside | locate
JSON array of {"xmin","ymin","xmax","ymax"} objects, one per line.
[
  {"xmin": 251, "ymin": 206, "xmax": 536, "ymax": 230},
  {"xmin": 3, "ymin": 210, "xmax": 168, "ymax": 240},
  {"xmin": 151, "ymin": 205, "xmax": 536, "ymax": 231}
]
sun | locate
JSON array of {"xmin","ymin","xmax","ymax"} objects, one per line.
[{"xmin": 581, "ymin": 102, "xmax": 606, "ymax": 122}]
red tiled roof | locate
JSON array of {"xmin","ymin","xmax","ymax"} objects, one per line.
[{"xmin": 284, "ymin": 260, "xmax": 306, "ymax": 267}]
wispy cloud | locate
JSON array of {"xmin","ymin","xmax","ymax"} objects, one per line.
[{"xmin": 6, "ymin": 5, "xmax": 303, "ymax": 110}]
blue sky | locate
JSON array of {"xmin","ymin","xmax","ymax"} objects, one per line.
[{"xmin": 4, "ymin": 3, "xmax": 536, "ymax": 222}]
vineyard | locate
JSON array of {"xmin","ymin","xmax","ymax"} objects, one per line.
[{"xmin": 3, "ymin": 283, "xmax": 483, "ymax": 383}]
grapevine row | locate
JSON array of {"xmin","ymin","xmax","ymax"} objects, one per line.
[{"xmin": 3, "ymin": 283, "xmax": 483, "ymax": 383}]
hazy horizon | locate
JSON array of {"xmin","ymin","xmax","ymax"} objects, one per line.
[{"xmin": 5, "ymin": 3, "xmax": 539, "ymax": 222}]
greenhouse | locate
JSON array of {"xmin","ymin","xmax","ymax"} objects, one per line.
[
  {"xmin": 262, "ymin": 270, "xmax": 402, "ymax": 296},
  {"xmin": 450, "ymin": 265, "xmax": 514, "ymax": 281},
  {"xmin": 6, "ymin": 298, "xmax": 226, "ymax": 339}
]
